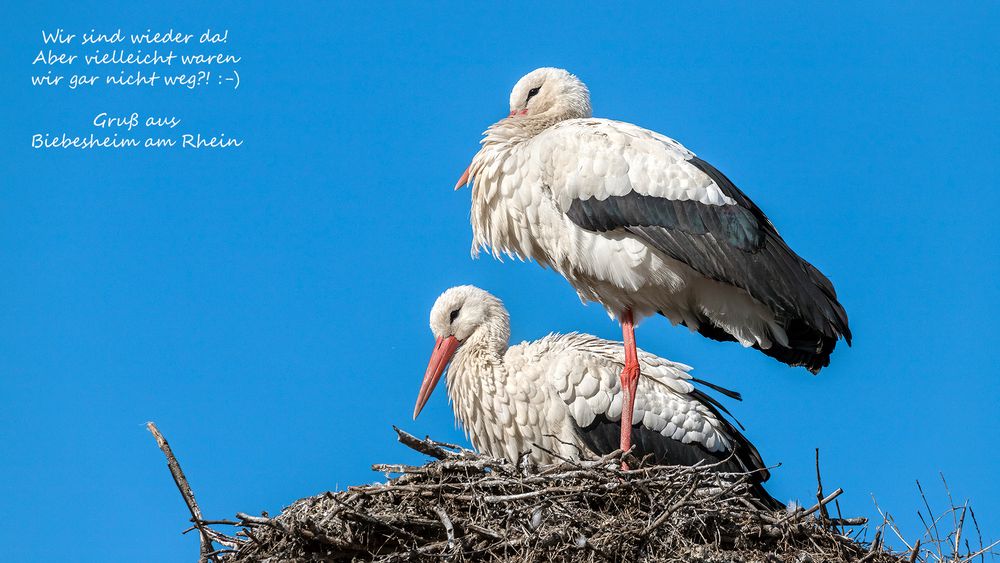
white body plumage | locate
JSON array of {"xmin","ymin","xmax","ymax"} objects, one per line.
[
  {"xmin": 469, "ymin": 116, "xmax": 781, "ymax": 349},
  {"xmin": 451, "ymin": 330, "xmax": 730, "ymax": 464},
  {"xmin": 414, "ymin": 286, "xmax": 760, "ymax": 471}
]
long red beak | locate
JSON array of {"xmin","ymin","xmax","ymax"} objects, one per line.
[
  {"xmin": 454, "ymin": 166, "xmax": 470, "ymax": 190},
  {"xmin": 412, "ymin": 335, "xmax": 460, "ymax": 419}
]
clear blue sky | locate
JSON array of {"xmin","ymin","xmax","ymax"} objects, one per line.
[{"xmin": 2, "ymin": 2, "xmax": 997, "ymax": 560}]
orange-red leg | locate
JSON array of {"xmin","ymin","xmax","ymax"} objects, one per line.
[{"xmin": 619, "ymin": 308, "xmax": 640, "ymax": 469}]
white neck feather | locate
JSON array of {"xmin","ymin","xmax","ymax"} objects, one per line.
[{"xmin": 444, "ymin": 312, "xmax": 511, "ymax": 451}]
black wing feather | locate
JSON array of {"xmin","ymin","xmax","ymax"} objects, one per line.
[
  {"xmin": 575, "ymin": 414, "xmax": 755, "ymax": 473},
  {"xmin": 572, "ymin": 390, "xmax": 783, "ymax": 509},
  {"xmin": 566, "ymin": 156, "xmax": 850, "ymax": 372}
]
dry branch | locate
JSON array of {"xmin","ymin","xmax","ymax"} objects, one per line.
[{"xmin": 146, "ymin": 421, "xmax": 217, "ymax": 563}]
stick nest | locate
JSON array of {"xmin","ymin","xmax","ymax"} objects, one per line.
[{"xmin": 217, "ymin": 427, "xmax": 899, "ymax": 563}]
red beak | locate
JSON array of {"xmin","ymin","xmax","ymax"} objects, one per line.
[
  {"xmin": 454, "ymin": 166, "xmax": 471, "ymax": 190},
  {"xmin": 412, "ymin": 335, "xmax": 460, "ymax": 419}
]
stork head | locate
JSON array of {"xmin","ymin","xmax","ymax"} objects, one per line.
[
  {"xmin": 507, "ymin": 67, "xmax": 592, "ymax": 121},
  {"xmin": 454, "ymin": 67, "xmax": 592, "ymax": 190},
  {"xmin": 413, "ymin": 285, "xmax": 509, "ymax": 419}
]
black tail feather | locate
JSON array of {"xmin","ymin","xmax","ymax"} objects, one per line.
[
  {"xmin": 690, "ymin": 377, "xmax": 743, "ymax": 401},
  {"xmin": 679, "ymin": 316, "xmax": 838, "ymax": 374}
]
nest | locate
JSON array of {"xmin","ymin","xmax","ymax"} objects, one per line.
[{"xmin": 207, "ymin": 428, "xmax": 901, "ymax": 563}]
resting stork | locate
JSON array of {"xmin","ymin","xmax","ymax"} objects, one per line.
[
  {"xmin": 454, "ymin": 67, "xmax": 850, "ymax": 459},
  {"xmin": 412, "ymin": 285, "xmax": 781, "ymax": 508}
]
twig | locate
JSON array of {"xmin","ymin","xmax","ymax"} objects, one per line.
[
  {"xmin": 779, "ymin": 488, "xmax": 844, "ymax": 525},
  {"xmin": 328, "ymin": 495, "xmax": 420, "ymax": 540},
  {"xmin": 815, "ymin": 448, "xmax": 831, "ymax": 525},
  {"xmin": 146, "ymin": 422, "xmax": 215, "ymax": 563},
  {"xmin": 431, "ymin": 506, "xmax": 457, "ymax": 552},
  {"xmin": 640, "ymin": 474, "xmax": 704, "ymax": 536},
  {"xmin": 969, "ymin": 506, "xmax": 986, "ymax": 563},
  {"xmin": 829, "ymin": 517, "xmax": 867, "ymax": 526},
  {"xmin": 394, "ymin": 426, "xmax": 462, "ymax": 460},
  {"xmin": 194, "ymin": 519, "xmax": 243, "ymax": 527},
  {"xmin": 870, "ymin": 529, "xmax": 882, "ymax": 553},
  {"xmin": 964, "ymin": 538, "xmax": 1000, "ymax": 562},
  {"xmin": 482, "ymin": 487, "xmax": 586, "ymax": 503},
  {"xmin": 916, "ymin": 479, "xmax": 942, "ymax": 559},
  {"xmin": 236, "ymin": 512, "xmax": 286, "ymax": 532},
  {"xmin": 872, "ymin": 496, "xmax": 913, "ymax": 553},
  {"xmin": 955, "ymin": 502, "xmax": 968, "ymax": 559},
  {"xmin": 834, "ymin": 497, "xmax": 845, "ymax": 535}
]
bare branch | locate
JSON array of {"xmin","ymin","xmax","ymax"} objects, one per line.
[
  {"xmin": 146, "ymin": 422, "xmax": 216, "ymax": 563},
  {"xmin": 394, "ymin": 425, "xmax": 467, "ymax": 460}
]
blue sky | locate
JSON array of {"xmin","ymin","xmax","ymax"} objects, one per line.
[{"xmin": 2, "ymin": 2, "xmax": 998, "ymax": 560}]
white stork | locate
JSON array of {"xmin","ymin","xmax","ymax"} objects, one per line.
[
  {"xmin": 412, "ymin": 285, "xmax": 781, "ymax": 508},
  {"xmin": 454, "ymin": 67, "xmax": 850, "ymax": 459}
]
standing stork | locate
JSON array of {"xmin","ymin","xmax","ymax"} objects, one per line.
[
  {"xmin": 454, "ymin": 67, "xmax": 850, "ymax": 459},
  {"xmin": 412, "ymin": 285, "xmax": 782, "ymax": 508}
]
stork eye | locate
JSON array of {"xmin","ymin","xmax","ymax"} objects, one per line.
[
  {"xmin": 526, "ymin": 87, "xmax": 541, "ymax": 102},
  {"xmin": 449, "ymin": 308, "xmax": 461, "ymax": 323}
]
